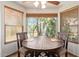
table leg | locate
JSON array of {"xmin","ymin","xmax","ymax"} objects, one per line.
[
  {"xmin": 35, "ymin": 51, "xmax": 41, "ymax": 57},
  {"xmin": 30, "ymin": 50, "xmax": 35, "ymax": 57}
]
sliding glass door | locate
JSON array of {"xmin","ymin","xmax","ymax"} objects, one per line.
[{"xmin": 27, "ymin": 17, "xmax": 57, "ymax": 38}]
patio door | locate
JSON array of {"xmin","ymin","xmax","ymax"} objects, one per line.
[{"xmin": 26, "ymin": 17, "xmax": 57, "ymax": 38}]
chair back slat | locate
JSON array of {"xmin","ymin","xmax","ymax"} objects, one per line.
[
  {"xmin": 16, "ymin": 32, "xmax": 28, "ymax": 49},
  {"xmin": 58, "ymin": 32, "xmax": 68, "ymax": 49}
]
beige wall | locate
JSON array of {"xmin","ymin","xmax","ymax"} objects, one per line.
[
  {"xmin": 26, "ymin": 8, "xmax": 58, "ymax": 13},
  {"xmin": 0, "ymin": 1, "xmax": 26, "ymax": 56}
]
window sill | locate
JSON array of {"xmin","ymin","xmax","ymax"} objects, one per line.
[
  {"xmin": 4, "ymin": 40, "xmax": 17, "ymax": 44},
  {"xmin": 69, "ymin": 40, "xmax": 79, "ymax": 44}
]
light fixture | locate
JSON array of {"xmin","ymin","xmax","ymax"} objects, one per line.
[
  {"xmin": 33, "ymin": 1, "xmax": 39, "ymax": 7},
  {"xmin": 41, "ymin": 4, "xmax": 46, "ymax": 9},
  {"xmin": 41, "ymin": 1, "xmax": 47, "ymax": 5},
  {"xmin": 33, "ymin": 1, "xmax": 47, "ymax": 9},
  {"xmin": 41, "ymin": 1, "xmax": 47, "ymax": 9}
]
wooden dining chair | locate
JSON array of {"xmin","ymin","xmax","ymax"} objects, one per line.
[
  {"xmin": 58, "ymin": 32, "xmax": 69, "ymax": 57},
  {"xmin": 16, "ymin": 32, "xmax": 29, "ymax": 57}
]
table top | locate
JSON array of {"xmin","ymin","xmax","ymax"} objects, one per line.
[{"xmin": 22, "ymin": 36, "xmax": 64, "ymax": 50}]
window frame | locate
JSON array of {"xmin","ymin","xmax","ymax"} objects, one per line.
[
  {"xmin": 4, "ymin": 6, "xmax": 24, "ymax": 44},
  {"xmin": 60, "ymin": 6, "xmax": 79, "ymax": 44}
]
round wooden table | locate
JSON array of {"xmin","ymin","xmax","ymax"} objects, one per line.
[{"xmin": 22, "ymin": 36, "xmax": 64, "ymax": 57}]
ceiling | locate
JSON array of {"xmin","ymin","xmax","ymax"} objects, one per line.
[
  {"xmin": 16, "ymin": 1, "xmax": 62, "ymax": 9},
  {"xmin": 15, "ymin": 1, "xmax": 79, "ymax": 10}
]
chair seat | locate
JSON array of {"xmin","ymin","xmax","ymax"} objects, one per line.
[
  {"xmin": 59, "ymin": 48, "xmax": 66, "ymax": 54},
  {"xmin": 50, "ymin": 47, "xmax": 66, "ymax": 57},
  {"xmin": 19, "ymin": 47, "xmax": 28, "ymax": 55},
  {"xmin": 56, "ymin": 47, "xmax": 67, "ymax": 57}
]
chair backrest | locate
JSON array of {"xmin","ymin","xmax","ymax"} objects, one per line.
[
  {"xmin": 16, "ymin": 32, "xmax": 28, "ymax": 49},
  {"xmin": 58, "ymin": 32, "xmax": 68, "ymax": 49}
]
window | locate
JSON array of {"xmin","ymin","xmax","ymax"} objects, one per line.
[
  {"xmin": 4, "ymin": 6, "xmax": 23, "ymax": 43},
  {"xmin": 27, "ymin": 17, "xmax": 57, "ymax": 38},
  {"xmin": 60, "ymin": 7, "xmax": 79, "ymax": 43}
]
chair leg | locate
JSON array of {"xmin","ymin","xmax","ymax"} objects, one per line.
[
  {"xmin": 35, "ymin": 51, "xmax": 41, "ymax": 57},
  {"xmin": 30, "ymin": 51, "xmax": 35, "ymax": 57},
  {"xmin": 18, "ymin": 51, "xmax": 20, "ymax": 57},
  {"xmin": 65, "ymin": 51, "xmax": 68, "ymax": 57},
  {"xmin": 24, "ymin": 52, "xmax": 28, "ymax": 57}
]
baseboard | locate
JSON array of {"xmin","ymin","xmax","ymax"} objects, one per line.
[
  {"xmin": 6, "ymin": 51, "xmax": 18, "ymax": 57},
  {"xmin": 68, "ymin": 52, "xmax": 78, "ymax": 57}
]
